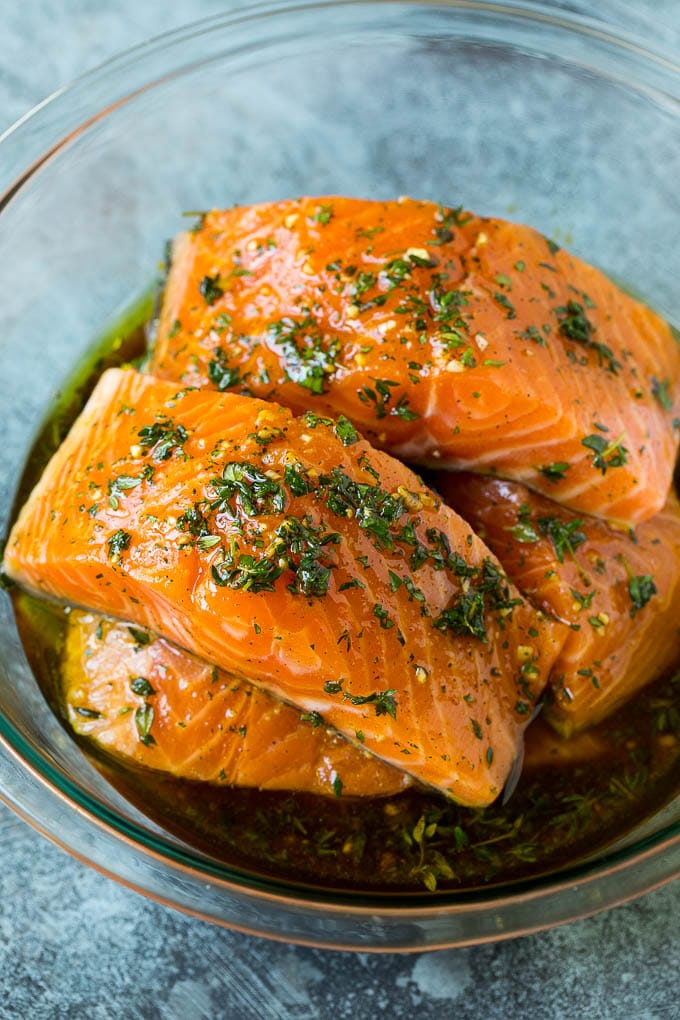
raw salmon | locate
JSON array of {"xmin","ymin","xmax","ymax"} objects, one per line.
[
  {"xmin": 436, "ymin": 472, "xmax": 680, "ymax": 735},
  {"xmin": 63, "ymin": 610, "xmax": 410, "ymax": 796},
  {"xmin": 3, "ymin": 368, "xmax": 565, "ymax": 806},
  {"xmin": 153, "ymin": 197, "xmax": 680, "ymax": 524},
  {"xmin": 63, "ymin": 611, "xmax": 601, "ymax": 788}
]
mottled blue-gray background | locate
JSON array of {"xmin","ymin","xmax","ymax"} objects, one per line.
[{"xmin": 1, "ymin": 3, "xmax": 679, "ymax": 1018}]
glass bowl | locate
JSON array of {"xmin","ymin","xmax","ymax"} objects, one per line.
[{"xmin": 1, "ymin": 0, "xmax": 679, "ymax": 950}]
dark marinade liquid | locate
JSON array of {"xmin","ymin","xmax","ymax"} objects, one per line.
[{"xmin": 9, "ymin": 295, "xmax": 680, "ymax": 895}]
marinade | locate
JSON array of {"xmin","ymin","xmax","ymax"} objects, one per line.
[{"xmin": 8, "ymin": 293, "xmax": 680, "ymax": 894}]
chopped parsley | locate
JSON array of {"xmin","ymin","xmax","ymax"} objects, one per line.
[
  {"xmin": 301, "ymin": 711, "xmax": 324, "ymax": 727},
  {"xmin": 177, "ymin": 503, "xmax": 210, "ymax": 538},
  {"xmin": 134, "ymin": 703, "xmax": 155, "ymax": 746},
  {"xmin": 199, "ymin": 274, "xmax": 224, "ymax": 305},
  {"xmin": 130, "ymin": 676, "xmax": 156, "ymax": 697},
  {"xmin": 556, "ymin": 300, "xmax": 621, "ymax": 374},
  {"xmin": 334, "ymin": 415, "xmax": 360, "ymax": 446},
  {"xmin": 107, "ymin": 529, "xmax": 131, "ymax": 558},
  {"xmin": 318, "ymin": 466, "xmax": 407, "ymax": 551},
  {"xmin": 569, "ymin": 587, "xmax": 596, "ymax": 610},
  {"xmin": 276, "ymin": 516, "xmax": 341, "ymax": 597},
  {"xmin": 433, "ymin": 558, "xmax": 522, "ymax": 641},
  {"xmin": 283, "ymin": 463, "xmax": 315, "ymax": 497},
  {"xmin": 268, "ymin": 316, "xmax": 339, "ymax": 394},
  {"xmin": 211, "ymin": 514, "xmax": 339, "ymax": 597},
  {"xmin": 137, "ymin": 418, "xmax": 188, "ymax": 461},
  {"xmin": 628, "ymin": 574, "xmax": 657, "ymax": 616},
  {"xmin": 373, "ymin": 604, "xmax": 395, "ymax": 629},
  {"xmin": 358, "ymin": 378, "xmax": 419, "ymax": 421},
  {"xmin": 508, "ymin": 519, "xmax": 540, "ymax": 544},
  {"xmin": 127, "ymin": 627, "xmax": 151, "ymax": 646},
  {"xmin": 208, "ymin": 348, "xmax": 242, "ymax": 391},
  {"xmin": 210, "ymin": 462, "xmax": 286, "ymax": 518},
  {"xmin": 536, "ymin": 516, "xmax": 587, "ymax": 563},
  {"xmin": 73, "ymin": 706, "xmax": 102, "ymax": 719},
  {"xmin": 211, "ymin": 554, "xmax": 283, "ymax": 594},
  {"xmin": 651, "ymin": 376, "xmax": 673, "ymax": 411},
  {"xmin": 313, "ymin": 203, "xmax": 334, "ymax": 225},
  {"xmin": 107, "ymin": 465, "xmax": 153, "ymax": 509},
  {"xmin": 343, "ymin": 688, "xmax": 398, "ymax": 719},
  {"xmin": 493, "ymin": 292, "xmax": 516, "ymax": 319},
  {"xmin": 324, "ymin": 679, "xmax": 344, "ymax": 695},
  {"xmin": 539, "ymin": 462, "xmax": 570, "ymax": 483},
  {"xmin": 581, "ymin": 433, "xmax": 628, "ymax": 473}
]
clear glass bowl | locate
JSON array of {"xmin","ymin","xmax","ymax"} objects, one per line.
[{"xmin": 1, "ymin": 0, "xmax": 679, "ymax": 950}]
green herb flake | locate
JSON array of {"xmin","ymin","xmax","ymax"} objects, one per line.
[
  {"xmin": 651, "ymin": 376, "xmax": 673, "ymax": 411},
  {"xmin": 570, "ymin": 587, "xmax": 596, "ymax": 610},
  {"xmin": 493, "ymin": 292, "xmax": 516, "ymax": 319},
  {"xmin": 324, "ymin": 679, "xmax": 344, "ymax": 695},
  {"xmin": 508, "ymin": 520, "xmax": 540, "ymax": 544},
  {"xmin": 268, "ymin": 316, "xmax": 339, "ymax": 394},
  {"xmin": 210, "ymin": 462, "xmax": 286, "ymax": 518},
  {"xmin": 197, "ymin": 535, "xmax": 221, "ymax": 552},
  {"xmin": 628, "ymin": 574, "xmax": 657, "ymax": 616},
  {"xmin": 539, "ymin": 462, "xmax": 571, "ymax": 483},
  {"xmin": 134, "ymin": 704, "xmax": 155, "ymax": 746},
  {"xmin": 334, "ymin": 415, "xmax": 360, "ymax": 446},
  {"xmin": 199, "ymin": 274, "xmax": 224, "ymax": 305},
  {"xmin": 536, "ymin": 516, "xmax": 586, "ymax": 563},
  {"xmin": 137, "ymin": 418, "xmax": 189, "ymax": 461},
  {"xmin": 581, "ymin": 433, "xmax": 628, "ymax": 474},
  {"xmin": 313, "ymin": 203, "xmax": 334, "ymax": 224},
  {"xmin": 358, "ymin": 378, "xmax": 419, "ymax": 421},
  {"xmin": 130, "ymin": 676, "xmax": 156, "ymax": 697},
  {"xmin": 107, "ymin": 529, "xmax": 131, "ymax": 558},
  {"xmin": 556, "ymin": 300, "xmax": 621, "ymax": 374},
  {"xmin": 208, "ymin": 348, "xmax": 242, "ymax": 391},
  {"xmin": 343, "ymin": 689, "xmax": 398, "ymax": 719},
  {"xmin": 127, "ymin": 626, "xmax": 150, "ymax": 646},
  {"xmin": 283, "ymin": 463, "xmax": 314, "ymax": 497},
  {"xmin": 73, "ymin": 706, "xmax": 102, "ymax": 719},
  {"xmin": 373, "ymin": 604, "xmax": 395, "ymax": 629},
  {"xmin": 434, "ymin": 558, "xmax": 522, "ymax": 641}
]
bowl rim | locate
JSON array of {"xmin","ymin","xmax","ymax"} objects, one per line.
[{"xmin": 1, "ymin": 0, "xmax": 679, "ymax": 948}]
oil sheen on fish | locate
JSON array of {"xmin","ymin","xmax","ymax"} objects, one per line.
[
  {"xmin": 2, "ymin": 368, "xmax": 565, "ymax": 806},
  {"xmin": 436, "ymin": 473, "xmax": 680, "ymax": 735},
  {"xmin": 152, "ymin": 197, "xmax": 680, "ymax": 524},
  {"xmin": 64, "ymin": 610, "xmax": 411, "ymax": 797}
]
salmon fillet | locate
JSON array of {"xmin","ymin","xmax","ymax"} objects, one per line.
[
  {"xmin": 63, "ymin": 610, "xmax": 410, "ymax": 797},
  {"xmin": 62, "ymin": 610, "xmax": 602, "ymax": 788},
  {"xmin": 152, "ymin": 196, "xmax": 680, "ymax": 524},
  {"xmin": 3, "ymin": 368, "xmax": 565, "ymax": 806},
  {"xmin": 436, "ymin": 472, "xmax": 680, "ymax": 735}
]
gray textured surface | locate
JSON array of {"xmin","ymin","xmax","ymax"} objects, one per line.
[{"xmin": 1, "ymin": 3, "xmax": 680, "ymax": 1018}]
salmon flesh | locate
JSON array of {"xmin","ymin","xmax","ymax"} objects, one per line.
[{"xmin": 3, "ymin": 368, "xmax": 565, "ymax": 806}]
